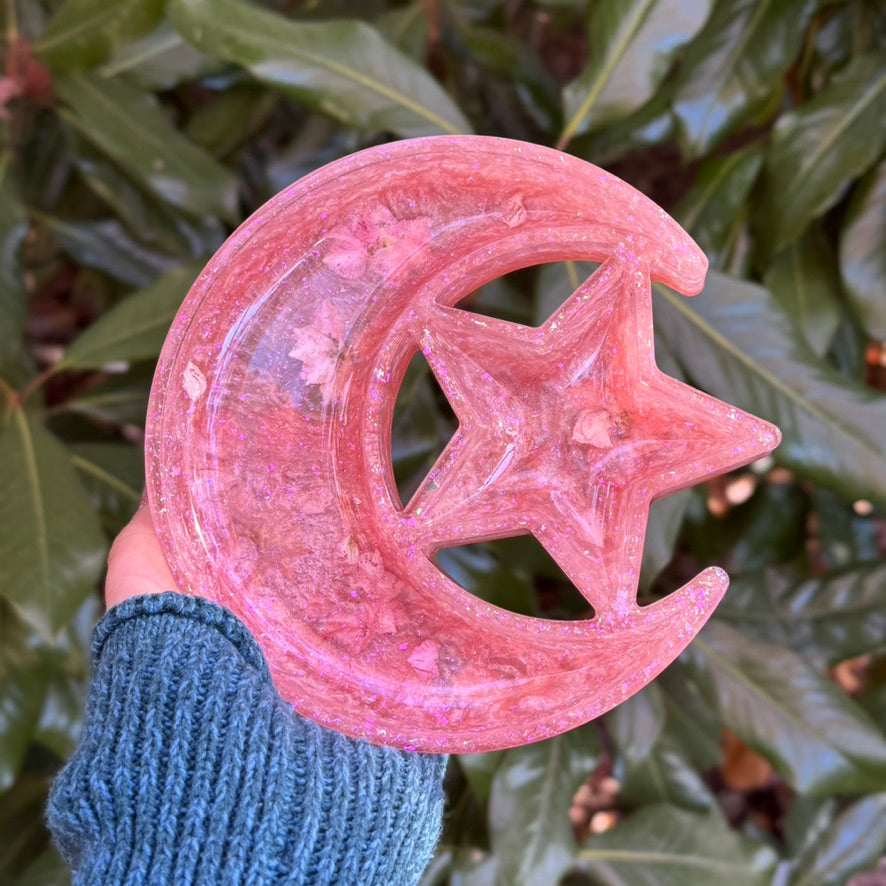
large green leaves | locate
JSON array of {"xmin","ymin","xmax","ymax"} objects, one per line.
[
  {"xmin": 168, "ymin": 0, "xmax": 471, "ymax": 138},
  {"xmin": 54, "ymin": 72, "xmax": 239, "ymax": 222},
  {"xmin": 457, "ymin": 25, "xmax": 559, "ymax": 133},
  {"xmin": 68, "ymin": 138, "xmax": 224, "ymax": 260},
  {"xmin": 0, "ymin": 409, "xmax": 105, "ymax": 635},
  {"xmin": 653, "ymin": 271, "xmax": 886, "ymax": 505},
  {"xmin": 616, "ymin": 732, "xmax": 715, "ymax": 813},
  {"xmin": 638, "ymin": 490, "xmax": 690, "ymax": 592},
  {"xmin": 0, "ymin": 609, "xmax": 49, "ymax": 791},
  {"xmin": 657, "ymin": 663, "xmax": 722, "ymax": 771},
  {"xmin": 694, "ymin": 621, "xmax": 886, "ymax": 795},
  {"xmin": 434, "ymin": 542, "xmax": 538, "ymax": 616},
  {"xmin": 840, "ymin": 160, "xmax": 886, "ymax": 339},
  {"xmin": 759, "ymin": 52, "xmax": 886, "ymax": 252},
  {"xmin": 488, "ymin": 725, "xmax": 600, "ymax": 886},
  {"xmin": 98, "ymin": 21, "xmax": 222, "ymax": 92},
  {"xmin": 0, "ymin": 153, "xmax": 28, "ymax": 375},
  {"xmin": 571, "ymin": 805, "xmax": 776, "ymax": 885},
  {"xmin": 63, "ymin": 375, "xmax": 153, "ymax": 426},
  {"xmin": 34, "ymin": 0, "xmax": 164, "ymax": 70},
  {"xmin": 672, "ymin": 0, "xmax": 816, "ymax": 157},
  {"xmin": 673, "ymin": 144, "xmax": 762, "ymax": 264},
  {"xmin": 786, "ymin": 794, "xmax": 886, "ymax": 886},
  {"xmin": 3, "ymin": 0, "xmax": 886, "ymax": 876},
  {"xmin": 40, "ymin": 215, "xmax": 178, "ymax": 287},
  {"xmin": 607, "ymin": 683, "xmax": 664, "ymax": 765},
  {"xmin": 560, "ymin": 0, "xmax": 711, "ymax": 146},
  {"xmin": 607, "ymin": 683, "xmax": 715, "ymax": 812},
  {"xmin": 716, "ymin": 561, "xmax": 886, "ymax": 667},
  {"xmin": 0, "ymin": 769, "xmax": 61, "ymax": 881},
  {"xmin": 763, "ymin": 227, "xmax": 842, "ymax": 356},
  {"xmin": 57, "ymin": 261, "xmax": 202, "ymax": 371},
  {"xmin": 70, "ymin": 442, "xmax": 144, "ymax": 534}
]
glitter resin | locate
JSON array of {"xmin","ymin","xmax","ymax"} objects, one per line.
[{"xmin": 146, "ymin": 136, "xmax": 780, "ymax": 753}]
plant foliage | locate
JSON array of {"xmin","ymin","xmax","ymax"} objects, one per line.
[{"xmin": 0, "ymin": 0, "xmax": 884, "ymax": 882}]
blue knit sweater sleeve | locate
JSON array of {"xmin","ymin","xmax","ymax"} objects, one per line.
[{"xmin": 47, "ymin": 592, "xmax": 447, "ymax": 885}]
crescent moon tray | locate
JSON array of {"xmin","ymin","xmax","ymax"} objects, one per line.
[{"xmin": 146, "ymin": 136, "xmax": 780, "ymax": 753}]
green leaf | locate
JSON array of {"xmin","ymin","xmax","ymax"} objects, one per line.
[
  {"xmin": 572, "ymin": 805, "xmax": 776, "ymax": 885},
  {"xmin": 673, "ymin": 144, "xmax": 762, "ymax": 265},
  {"xmin": 99, "ymin": 20, "xmax": 223, "ymax": 91},
  {"xmin": 489, "ymin": 725, "xmax": 600, "ymax": 886},
  {"xmin": 0, "ymin": 153, "xmax": 28, "ymax": 376},
  {"xmin": 374, "ymin": 2, "xmax": 429, "ymax": 61},
  {"xmin": 392, "ymin": 353, "xmax": 457, "ymax": 506},
  {"xmin": 448, "ymin": 852, "xmax": 497, "ymax": 886},
  {"xmin": 788, "ymin": 794, "xmax": 886, "ymax": 886},
  {"xmin": 535, "ymin": 261, "xmax": 599, "ymax": 326},
  {"xmin": 55, "ymin": 71, "xmax": 239, "ymax": 222},
  {"xmin": 560, "ymin": 0, "xmax": 711, "ymax": 145},
  {"xmin": 69, "ymin": 441, "xmax": 144, "ymax": 534},
  {"xmin": 607, "ymin": 683, "xmax": 664, "ymax": 765},
  {"xmin": 578, "ymin": 89, "xmax": 675, "ymax": 163},
  {"xmin": 467, "ymin": 275, "xmax": 535, "ymax": 326},
  {"xmin": 58, "ymin": 261, "xmax": 202, "ymax": 371},
  {"xmin": 0, "ymin": 650, "xmax": 48, "ymax": 791},
  {"xmin": 639, "ymin": 489, "xmax": 690, "ymax": 592},
  {"xmin": 694, "ymin": 621, "xmax": 886, "ymax": 794},
  {"xmin": 783, "ymin": 795, "xmax": 836, "ymax": 860},
  {"xmin": 0, "ymin": 769, "xmax": 57, "ymax": 879},
  {"xmin": 33, "ymin": 665, "xmax": 86, "ymax": 760},
  {"xmin": 653, "ymin": 271, "xmax": 886, "ymax": 506},
  {"xmin": 41, "ymin": 215, "xmax": 179, "ymax": 287},
  {"xmin": 34, "ymin": 0, "xmax": 164, "ymax": 70},
  {"xmin": 609, "ymin": 683, "xmax": 715, "ymax": 812},
  {"xmin": 434, "ymin": 542, "xmax": 538, "ymax": 616},
  {"xmin": 618, "ymin": 733, "xmax": 715, "ymax": 812},
  {"xmin": 657, "ymin": 661, "xmax": 722, "ymax": 771},
  {"xmin": 764, "ymin": 227, "xmax": 842, "ymax": 357},
  {"xmin": 264, "ymin": 117, "xmax": 360, "ymax": 195},
  {"xmin": 69, "ymin": 140, "xmax": 163, "ymax": 236},
  {"xmin": 69, "ymin": 137, "xmax": 225, "ymax": 260},
  {"xmin": 759, "ymin": 52, "xmax": 886, "ymax": 252},
  {"xmin": 185, "ymin": 85, "xmax": 277, "ymax": 157},
  {"xmin": 15, "ymin": 845, "xmax": 71, "ymax": 886},
  {"xmin": 458, "ymin": 26, "xmax": 559, "ymax": 131},
  {"xmin": 671, "ymin": 0, "xmax": 817, "ymax": 158},
  {"xmin": 716, "ymin": 561, "xmax": 886, "ymax": 667},
  {"xmin": 811, "ymin": 486, "xmax": 880, "ymax": 571},
  {"xmin": 458, "ymin": 750, "xmax": 505, "ymax": 806},
  {"xmin": 694, "ymin": 480, "xmax": 806, "ymax": 573},
  {"xmin": 63, "ymin": 374, "xmax": 153, "ymax": 426},
  {"xmin": 840, "ymin": 159, "xmax": 886, "ymax": 340},
  {"xmin": 168, "ymin": 0, "xmax": 472, "ymax": 138},
  {"xmin": 0, "ymin": 409, "xmax": 106, "ymax": 635}
]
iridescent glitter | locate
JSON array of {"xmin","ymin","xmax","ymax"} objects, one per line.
[{"xmin": 146, "ymin": 137, "xmax": 781, "ymax": 753}]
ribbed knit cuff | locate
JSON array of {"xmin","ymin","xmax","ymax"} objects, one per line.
[{"xmin": 47, "ymin": 593, "xmax": 447, "ymax": 885}]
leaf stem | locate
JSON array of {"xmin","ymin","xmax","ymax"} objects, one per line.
[
  {"xmin": 18, "ymin": 365, "xmax": 57, "ymax": 406},
  {"xmin": 0, "ymin": 374, "xmax": 19, "ymax": 415}
]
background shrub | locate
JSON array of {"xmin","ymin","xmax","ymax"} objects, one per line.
[{"xmin": 1, "ymin": 0, "xmax": 884, "ymax": 883}]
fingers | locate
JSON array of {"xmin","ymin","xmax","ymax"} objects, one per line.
[{"xmin": 105, "ymin": 499, "xmax": 178, "ymax": 609}]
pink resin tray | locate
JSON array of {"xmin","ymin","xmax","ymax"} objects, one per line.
[{"xmin": 146, "ymin": 136, "xmax": 780, "ymax": 753}]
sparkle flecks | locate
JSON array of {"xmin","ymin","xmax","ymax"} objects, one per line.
[{"xmin": 146, "ymin": 136, "xmax": 780, "ymax": 754}]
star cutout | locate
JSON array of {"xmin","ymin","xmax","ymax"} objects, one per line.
[{"xmin": 403, "ymin": 254, "xmax": 780, "ymax": 617}]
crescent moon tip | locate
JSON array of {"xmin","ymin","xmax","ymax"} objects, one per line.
[
  {"xmin": 651, "ymin": 242, "xmax": 708, "ymax": 295},
  {"xmin": 677, "ymin": 249, "xmax": 709, "ymax": 296},
  {"xmin": 701, "ymin": 565, "xmax": 730, "ymax": 596}
]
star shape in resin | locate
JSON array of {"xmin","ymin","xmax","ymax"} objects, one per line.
[{"xmin": 403, "ymin": 254, "xmax": 780, "ymax": 617}]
